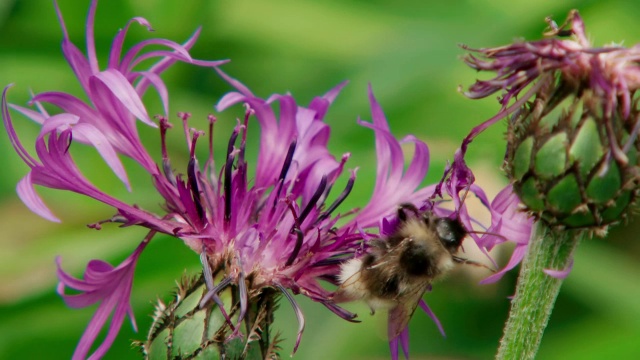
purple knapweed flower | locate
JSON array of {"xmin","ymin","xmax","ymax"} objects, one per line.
[
  {"xmin": 1, "ymin": 2, "xmax": 460, "ymax": 358},
  {"xmin": 1, "ymin": 2, "xmax": 535, "ymax": 360}
]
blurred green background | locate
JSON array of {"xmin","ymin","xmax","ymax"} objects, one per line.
[{"xmin": 2, "ymin": 0, "xmax": 640, "ymax": 359}]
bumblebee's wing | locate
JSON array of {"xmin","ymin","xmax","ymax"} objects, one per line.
[{"xmin": 387, "ymin": 281, "xmax": 432, "ymax": 340}]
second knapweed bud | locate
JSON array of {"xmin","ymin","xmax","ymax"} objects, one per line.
[{"xmin": 463, "ymin": 10, "xmax": 640, "ymax": 235}]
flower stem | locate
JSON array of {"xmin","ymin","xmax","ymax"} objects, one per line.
[{"xmin": 496, "ymin": 220, "xmax": 583, "ymax": 360}]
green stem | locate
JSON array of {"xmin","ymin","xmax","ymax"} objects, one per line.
[{"xmin": 496, "ymin": 221, "xmax": 583, "ymax": 360}]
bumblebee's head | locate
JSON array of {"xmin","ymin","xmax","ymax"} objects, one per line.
[{"xmin": 434, "ymin": 217, "xmax": 466, "ymax": 253}]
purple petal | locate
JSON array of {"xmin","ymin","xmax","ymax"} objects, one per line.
[
  {"xmin": 73, "ymin": 123, "xmax": 131, "ymax": 190},
  {"xmin": 216, "ymin": 92, "xmax": 247, "ymax": 111},
  {"xmin": 399, "ymin": 135, "xmax": 430, "ymax": 190},
  {"xmin": 543, "ymin": 258, "xmax": 574, "ymax": 279},
  {"xmin": 399, "ymin": 327, "xmax": 410, "ymax": 360},
  {"xmin": 307, "ymin": 80, "xmax": 348, "ymax": 119},
  {"xmin": 389, "ymin": 336, "xmax": 400, "ymax": 360},
  {"xmin": 477, "ymin": 185, "xmax": 533, "ymax": 255},
  {"xmin": 91, "ymin": 69, "xmax": 155, "ymax": 127},
  {"xmin": 215, "ymin": 68, "xmax": 255, "ymax": 97},
  {"xmin": 349, "ymin": 87, "xmax": 432, "ymax": 228},
  {"xmin": 133, "ymin": 71, "xmax": 169, "ymax": 115},
  {"xmin": 480, "ymin": 243, "xmax": 529, "ymax": 284},
  {"xmin": 9, "ymin": 103, "xmax": 46, "ymax": 124},
  {"xmin": 54, "ymin": 0, "xmax": 92, "ymax": 88},
  {"xmin": 419, "ymin": 299, "xmax": 446, "ymax": 337},
  {"xmin": 61, "ymin": 40, "xmax": 93, "ymax": 91},
  {"xmin": 31, "ymin": 92, "xmax": 96, "ymax": 123},
  {"xmin": 108, "ymin": 17, "xmax": 154, "ymax": 69},
  {"xmin": 3, "ymin": 86, "xmax": 38, "ymax": 167},
  {"xmin": 387, "ymin": 325, "xmax": 410, "ymax": 360},
  {"xmin": 17, "ymin": 173, "xmax": 60, "ymax": 222},
  {"xmin": 56, "ymin": 238, "xmax": 149, "ymax": 360},
  {"xmin": 85, "ymin": 0, "xmax": 99, "ymax": 74},
  {"xmin": 122, "ymin": 40, "xmax": 192, "ymax": 72},
  {"xmin": 39, "ymin": 113, "xmax": 79, "ymax": 136}
]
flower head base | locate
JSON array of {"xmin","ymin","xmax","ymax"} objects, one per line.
[{"xmin": 462, "ymin": 10, "xmax": 640, "ymax": 234}]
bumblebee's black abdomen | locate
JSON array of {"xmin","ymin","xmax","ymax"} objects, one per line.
[
  {"xmin": 381, "ymin": 275, "xmax": 399, "ymax": 296},
  {"xmin": 400, "ymin": 243, "xmax": 433, "ymax": 276},
  {"xmin": 364, "ymin": 267, "xmax": 400, "ymax": 298}
]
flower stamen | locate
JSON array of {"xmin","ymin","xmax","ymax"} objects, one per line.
[
  {"xmin": 274, "ymin": 140, "xmax": 298, "ymax": 205},
  {"xmin": 298, "ymin": 175, "xmax": 328, "ymax": 226},
  {"xmin": 223, "ymin": 128, "xmax": 241, "ymax": 224},
  {"xmin": 286, "ymin": 228, "xmax": 305, "ymax": 267},
  {"xmin": 316, "ymin": 171, "xmax": 356, "ymax": 225}
]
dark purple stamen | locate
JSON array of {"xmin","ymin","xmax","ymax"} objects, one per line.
[
  {"xmin": 223, "ymin": 156, "xmax": 234, "ymax": 224},
  {"xmin": 298, "ymin": 176, "xmax": 327, "ymax": 225},
  {"xmin": 63, "ymin": 130, "xmax": 73, "ymax": 153},
  {"xmin": 284, "ymin": 200, "xmax": 304, "ymax": 266},
  {"xmin": 224, "ymin": 129, "xmax": 240, "ymax": 223},
  {"xmin": 321, "ymin": 300, "xmax": 359, "ymax": 322},
  {"xmin": 188, "ymin": 160, "xmax": 204, "ymax": 221},
  {"xmin": 274, "ymin": 140, "xmax": 297, "ymax": 206},
  {"xmin": 311, "ymin": 256, "xmax": 350, "ymax": 267},
  {"xmin": 206, "ymin": 115, "xmax": 216, "ymax": 171},
  {"xmin": 285, "ymin": 228, "xmax": 304, "ymax": 267},
  {"xmin": 187, "ymin": 130, "xmax": 205, "ymax": 220},
  {"xmin": 316, "ymin": 174, "xmax": 355, "ymax": 224}
]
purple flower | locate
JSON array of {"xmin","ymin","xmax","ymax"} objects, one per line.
[
  {"xmin": 2, "ymin": 2, "xmax": 443, "ymax": 357},
  {"xmin": 1, "ymin": 2, "xmax": 534, "ymax": 360}
]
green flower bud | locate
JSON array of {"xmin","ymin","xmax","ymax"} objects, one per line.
[
  {"xmin": 505, "ymin": 78, "xmax": 639, "ymax": 233},
  {"xmin": 463, "ymin": 10, "xmax": 640, "ymax": 235}
]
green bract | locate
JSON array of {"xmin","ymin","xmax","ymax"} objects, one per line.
[
  {"xmin": 505, "ymin": 79, "xmax": 640, "ymax": 233},
  {"xmin": 136, "ymin": 275, "xmax": 279, "ymax": 360}
]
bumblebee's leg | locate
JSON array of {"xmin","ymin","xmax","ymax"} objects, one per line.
[{"xmin": 452, "ymin": 256, "xmax": 497, "ymax": 273}]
